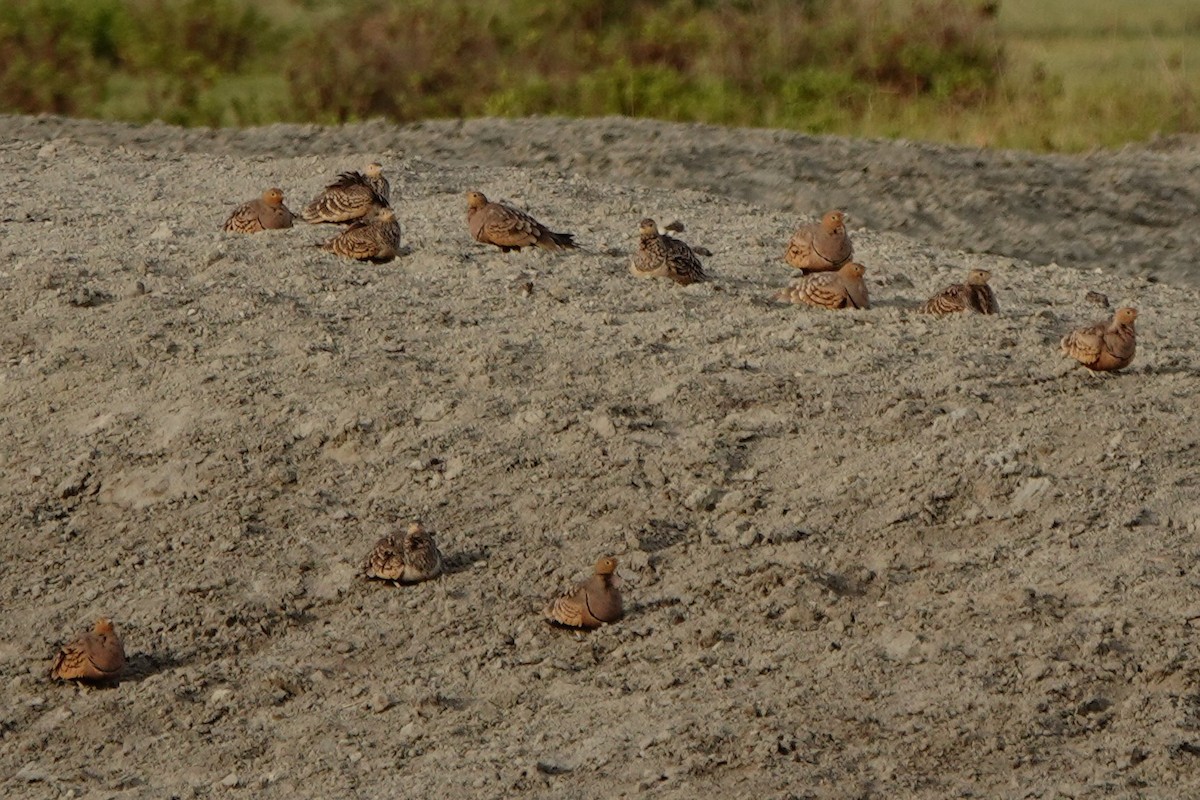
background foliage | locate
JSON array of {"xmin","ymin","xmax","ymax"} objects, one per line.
[{"xmin": 0, "ymin": 0, "xmax": 1196, "ymax": 151}]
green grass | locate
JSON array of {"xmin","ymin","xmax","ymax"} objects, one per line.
[
  {"xmin": 984, "ymin": 2, "xmax": 1200, "ymax": 149},
  {"xmin": 998, "ymin": 0, "xmax": 1200, "ymax": 36},
  {"xmin": 0, "ymin": 0, "xmax": 1196, "ymax": 152}
]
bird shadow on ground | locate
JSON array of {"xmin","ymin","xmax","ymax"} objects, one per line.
[
  {"xmin": 442, "ymin": 549, "xmax": 489, "ymax": 576},
  {"xmin": 627, "ymin": 596, "xmax": 684, "ymax": 616},
  {"xmin": 121, "ymin": 650, "xmax": 195, "ymax": 683}
]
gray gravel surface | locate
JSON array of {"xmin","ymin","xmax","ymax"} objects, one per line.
[{"xmin": 1, "ymin": 115, "xmax": 1198, "ymax": 798}]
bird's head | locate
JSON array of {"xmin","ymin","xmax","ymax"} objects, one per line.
[{"xmin": 821, "ymin": 210, "xmax": 846, "ymax": 233}]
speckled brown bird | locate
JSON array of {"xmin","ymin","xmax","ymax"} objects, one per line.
[
  {"xmin": 320, "ymin": 207, "xmax": 402, "ymax": 263},
  {"xmin": 784, "ymin": 210, "xmax": 853, "ymax": 273},
  {"xmin": 544, "ymin": 556, "xmax": 624, "ymax": 629},
  {"xmin": 630, "ymin": 218, "xmax": 708, "ymax": 286},
  {"xmin": 362, "ymin": 521, "xmax": 444, "ymax": 584},
  {"xmin": 363, "ymin": 162, "xmax": 390, "ymax": 204},
  {"xmin": 466, "ymin": 191, "xmax": 577, "ymax": 252},
  {"xmin": 303, "ymin": 168, "xmax": 389, "ymax": 224},
  {"xmin": 50, "ymin": 618, "xmax": 126, "ymax": 684},
  {"xmin": 657, "ymin": 221, "xmax": 713, "ymax": 255},
  {"xmin": 1061, "ymin": 306, "xmax": 1138, "ymax": 372},
  {"xmin": 774, "ymin": 261, "xmax": 869, "ymax": 310},
  {"xmin": 223, "ymin": 188, "xmax": 294, "ymax": 233},
  {"xmin": 920, "ymin": 269, "xmax": 998, "ymax": 315}
]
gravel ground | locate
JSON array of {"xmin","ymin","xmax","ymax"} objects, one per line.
[{"xmin": 1, "ymin": 114, "xmax": 1199, "ymax": 799}]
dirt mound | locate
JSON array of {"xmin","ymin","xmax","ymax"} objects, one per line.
[{"xmin": 1, "ymin": 116, "xmax": 1198, "ymax": 797}]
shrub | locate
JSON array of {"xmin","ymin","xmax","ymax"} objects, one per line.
[
  {"xmin": 281, "ymin": 0, "xmax": 1005, "ymax": 125},
  {"xmin": 0, "ymin": 0, "xmax": 124, "ymax": 115}
]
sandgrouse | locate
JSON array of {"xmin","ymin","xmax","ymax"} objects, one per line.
[
  {"xmin": 775, "ymin": 261, "xmax": 869, "ymax": 310},
  {"xmin": 363, "ymin": 162, "xmax": 390, "ymax": 204},
  {"xmin": 51, "ymin": 618, "xmax": 126, "ymax": 684},
  {"xmin": 303, "ymin": 167, "xmax": 390, "ymax": 224},
  {"xmin": 784, "ymin": 210, "xmax": 853, "ymax": 273},
  {"xmin": 466, "ymin": 191, "xmax": 577, "ymax": 252},
  {"xmin": 544, "ymin": 556, "xmax": 624, "ymax": 629},
  {"xmin": 320, "ymin": 207, "xmax": 402, "ymax": 263},
  {"xmin": 1061, "ymin": 306, "xmax": 1138, "ymax": 372},
  {"xmin": 362, "ymin": 521, "xmax": 444, "ymax": 584},
  {"xmin": 920, "ymin": 269, "xmax": 998, "ymax": 315},
  {"xmin": 658, "ymin": 220, "xmax": 712, "ymax": 255},
  {"xmin": 630, "ymin": 218, "xmax": 708, "ymax": 286},
  {"xmin": 223, "ymin": 188, "xmax": 294, "ymax": 233}
]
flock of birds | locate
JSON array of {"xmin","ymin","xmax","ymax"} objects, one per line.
[
  {"xmin": 48, "ymin": 159, "xmax": 1140, "ymax": 684},
  {"xmin": 53, "ymin": 527, "xmax": 621, "ymax": 683},
  {"xmin": 221, "ymin": 160, "xmax": 1138, "ymax": 372}
]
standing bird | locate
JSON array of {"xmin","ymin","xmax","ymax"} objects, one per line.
[
  {"xmin": 466, "ymin": 191, "xmax": 577, "ymax": 253},
  {"xmin": 320, "ymin": 207, "xmax": 402, "ymax": 263},
  {"xmin": 303, "ymin": 168, "xmax": 389, "ymax": 224},
  {"xmin": 223, "ymin": 188, "xmax": 294, "ymax": 233},
  {"xmin": 920, "ymin": 269, "xmax": 999, "ymax": 315},
  {"xmin": 544, "ymin": 556, "xmax": 624, "ymax": 629},
  {"xmin": 362, "ymin": 521, "xmax": 444, "ymax": 584},
  {"xmin": 50, "ymin": 618, "xmax": 126, "ymax": 684},
  {"xmin": 1061, "ymin": 307, "xmax": 1138, "ymax": 372},
  {"xmin": 774, "ymin": 261, "xmax": 870, "ymax": 310},
  {"xmin": 784, "ymin": 210, "xmax": 853, "ymax": 273},
  {"xmin": 363, "ymin": 162, "xmax": 390, "ymax": 204},
  {"xmin": 630, "ymin": 217, "xmax": 708, "ymax": 286}
]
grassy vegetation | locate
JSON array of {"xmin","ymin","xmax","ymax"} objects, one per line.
[{"xmin": 0, "ymin": 0, "xmax": 1195, "ymax": 151}]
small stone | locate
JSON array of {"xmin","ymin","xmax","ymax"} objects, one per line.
[
  {"xmin": 648, "ymin": 383, "xmax": 679, "ymax": 404},
  {"xmin": 14, "ymin": 762, "xmax": 49, "ymax": 783},
  {"xmin": 683, "ymin": 487, "xmax": 720, "ymax": 512},
  {"xmin": 149, "ymin": 222, "xmax": 174, "ymax": 241},
  {"xmin": 443, "ymin": 456, "xmax": 466, "ymax": 481},
  {"xmin": 220, "ymin": 772, "xmax": 240, "ymax": 788},
  {"xmin": 1010, "ymin": 477, "xmax": 1051, "ymax": 513},
  {"xmin": 883, "ymin": 630, "xmax": 919, "ymax": 662},
  {"xmin": 589, "ymin": 413, "xmax": 616, "ymax": 438},
  {"xmin": 367, "ymin": 689, "xmax": 394, "ymax": 713}
]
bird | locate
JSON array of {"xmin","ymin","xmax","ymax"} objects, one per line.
[
  {"xmin": 362, "ymin": 521, "xmax": 444, "ymax": 584},
  {"xmin": 658, "ymin": 220, "xmax": 712, "ymax": 255},
  {"xmin": 466, "ymin": 191, "xmax": 577, "ymax": 252},
  {"xmin": 1060, "ymin": 306, "xmax": 1138, "ymax": 372},
  {"xmin": 966, "ymin": 269, "xmax": 999, "ymax": 314},
  {"xmin": 784, "ymin": 210, "xmax": 853, "ymax": 273},
  {"xmin": 919, "ymin": 269, "xmax": 998, "ymax": 315},
  {"xmin": 319, "ymin": 207, "xmax": 402, "ymax": 263},
  {"xmin": 774, "ymin": 261, "xmax": 869, "ymax": 310},
  {"xmin": 630, "ymin": 217, "xmax": 709, "ymax": 286},
  {"xmin": 363, "ymin": 162, "xmax": 390, "ymax": 204},
  {"xmin": 544, "ymin": 556, "xmax": 624, "ymax": 629},
  {"xmin": 302, "ymin": 168, "xmax": 390, "ymax": 224},
  {"xmin": 222, "ymin": 188, "xmax": 294, "ymax": 233},
  {"xmin": 50, "ymin": 618, "xmax": 126, "ymax": 684}
]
